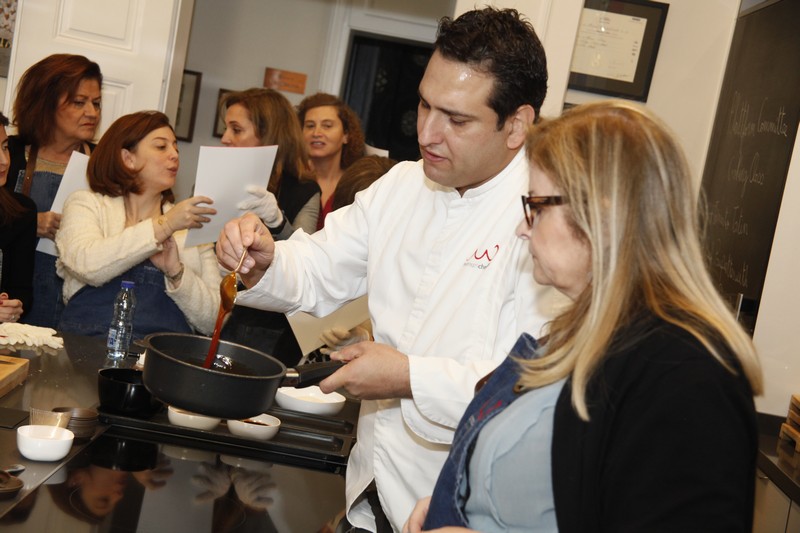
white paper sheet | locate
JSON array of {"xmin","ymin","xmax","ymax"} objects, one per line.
[
  {"xmin": 183, "ymin": 145, "xmax": 278, "ymax": 247},
  {"xmin": 37, "ymin": 151, "xmax": 89, "ymax": 256},
  {"xmin": 285, "ymin": 296, "xmax": 370, "ymax": 356}
]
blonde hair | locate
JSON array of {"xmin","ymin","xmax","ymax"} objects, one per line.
[{"xmin": 519, "ymin": 101, "xmax": 762, "ymax": 420}]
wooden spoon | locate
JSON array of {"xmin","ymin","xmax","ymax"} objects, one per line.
[{"xmin": 203, "ymin": 250, "xmax": 247, "ymax": 369}]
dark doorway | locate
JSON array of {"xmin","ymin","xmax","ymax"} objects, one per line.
[{"xmin": 342, "ymin": 33, "xmax": 433, "ymax": 162}]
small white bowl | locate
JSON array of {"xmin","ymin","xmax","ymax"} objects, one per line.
[
  {"xmin": 17, "ymin": 425, "xmax": 74, "ymax": 461},
  {"xmin": 227, "ymin": 414, "xmax": 281, "ymax": 441},
  {"xmin": 274, "ymin": 385, "xmax": 346, "ymax": 416},
  {"xmin": 167, "ymin": 406, "xmax": 221, "ymax": 431}
]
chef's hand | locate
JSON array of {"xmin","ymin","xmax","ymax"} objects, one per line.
[
  {"xmin": 231, "ymin": 468, "xmax": 275, "ymax": 510},
  {"xmin": 133, "ymin": 454, "xmax": 174, "ymax": 490},
  {"xmin": 216, "ymin": 212, "xmax": 275, "ymax": 288},
  {"xmin": 0, "ymin": 293, "xmax": 23, "ymax": 323},
  {"xmin": 37, "ymin": 211, "xmax": 61, "ymax": 240},
  {"xmin": 318, "ymin": 342, "xmax": 411, "ymax": 400},
  {"xmin": 237, "ymin": 185, "xmax": 284, "ymax": 228},
  {"xmin": 319, "ymin": 325, "xmax": 371, "ymax": 355},
  {"xmin": 191, "ymin": 462, "xmax": 231, "ymax": 503}
]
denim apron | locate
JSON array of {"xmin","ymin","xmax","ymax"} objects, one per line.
[
  {"xmin": 423, "ymin": 333, "xmax": 540, "ymax": 529},
  {"xmin": 15, "ymin": 167, "xmax": 65, "ymax": 329},
  {"xmin": 59, "ymin": 259, "xmax": 192, "ymax": 340}
]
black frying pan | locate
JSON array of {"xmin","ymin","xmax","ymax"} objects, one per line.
[{"xmin": 141, "ymin": 332, "xmax": 342, "ymax": 419}]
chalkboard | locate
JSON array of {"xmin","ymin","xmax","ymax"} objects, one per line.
[{"xmin": 700, "ymin": 0, "xmax": 800, "ymax": 334}]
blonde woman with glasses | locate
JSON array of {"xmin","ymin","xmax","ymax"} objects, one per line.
[{"xmin": 407, "ymin": 101, "xmax": 762, "ymax": 533}]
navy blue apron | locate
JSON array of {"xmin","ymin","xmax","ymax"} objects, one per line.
[
  {"xmin": 59, "ymin": 259, "xmax": 192, "ymax": 339},
  {"xmin": 423, "ymin": 333, "xmax": 540, "ymax": 529}
]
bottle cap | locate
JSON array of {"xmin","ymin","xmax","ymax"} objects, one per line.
[{"xmin": 121, "ymin": 280, "xmax": 135, "ymax": 289}]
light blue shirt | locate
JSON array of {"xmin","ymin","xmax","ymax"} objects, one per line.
[{"xmin": 464, "ymin": 378, "xmax": 566, "ymax": 532}]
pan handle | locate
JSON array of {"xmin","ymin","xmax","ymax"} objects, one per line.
[{"xmin": 282, "ymin": 361, "xmax": 344, "ymax": 388}]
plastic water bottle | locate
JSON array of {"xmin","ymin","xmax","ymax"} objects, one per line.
[{"xmin": 107, "ymin": 280, "xmax": 136, "ymax": 360}]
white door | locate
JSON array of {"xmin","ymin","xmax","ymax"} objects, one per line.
[{"xmin": 3, "ymin": 0, "xmax": 195, "ymax": 138}]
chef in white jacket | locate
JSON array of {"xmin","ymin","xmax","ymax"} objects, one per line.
[{"xmin": 218, "ymin": 7, "xmax": 562, "ymax": 532}]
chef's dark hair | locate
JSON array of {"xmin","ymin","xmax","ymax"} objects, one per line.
[{"xmin": 434, "ymin": 7, "xmax": 548, "ymax": 128}]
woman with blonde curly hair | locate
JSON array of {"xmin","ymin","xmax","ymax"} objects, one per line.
[
  {"xmin": 407, "ymin": 101, "xmax": 762, "ymax": 532},
  {"xmin": 297, "ymin": 92, "xmax": 365, "ymax": 229}
]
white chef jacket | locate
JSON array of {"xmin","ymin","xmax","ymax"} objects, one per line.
[{"xmin": 236, "ymin": 150, "xmax": 563, "ymax": 531}]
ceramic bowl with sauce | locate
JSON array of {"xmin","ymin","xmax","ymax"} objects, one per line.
[
  {"xmin": 227, "ymin": 413, "xmax": 281, "ymax": 440},
  {"xmin": 274, "ymin": 385, "xmax": 346, "ymax": 416}
]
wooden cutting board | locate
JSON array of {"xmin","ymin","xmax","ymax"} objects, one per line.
[{"xmin": 0, "ymin": 355, "xmax": 29, "ymax": 399}]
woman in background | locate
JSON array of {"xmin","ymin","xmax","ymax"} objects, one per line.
[
  {"xmin": 330, "ymin": 154, "xmax": 396, "ymax": 211},
  {"xmin": 222, "ymin": 88, "xmax": 319, "ymax": 237},
  {"xmin": 297, "ymin": 92, "xmax": 365, "ymax": 229},
  {"xmin": 0, "ymin": 112, "xmax": 36, "ymax": 323},
  {"xmin": 406, "ymin": 101, "xmax": 762, "ymax": 532},
  {"xmin": 4, "ymin": 54, "xmax": 103, "ymax": 328},
  {"xmin": 220, "ymin": 88, "xmax": 320, "ymax": 364},
  {"xmin": 56, "ymin": 111, "xmax": 220, "ymax": 339}
]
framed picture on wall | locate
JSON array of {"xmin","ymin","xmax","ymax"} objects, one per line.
[
  {"xmin": 568, "ymin": 0, "xmax": 669, "ymax": 102},
  {"xmin": 174, "ymin": 70, "xmax": 202, "ymax": 142},
  {"xmin": 212, "ymin": 88, "xmax": 234, "ymax": 138}
]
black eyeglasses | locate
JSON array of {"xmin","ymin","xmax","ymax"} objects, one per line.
[{"xmin": 521, "ymin": 195, "xmax": 565, "ymax": 227}]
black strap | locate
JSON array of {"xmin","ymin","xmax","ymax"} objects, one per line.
[
  {"xmin": 20, "ymin": 145, "xmax": 37, "ymax": 196},
  {"xmin": 364, "ymin": 483, "xmax": 393, "ymax": 533}
]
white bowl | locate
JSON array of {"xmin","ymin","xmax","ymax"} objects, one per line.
[
  {"xmin": 274, "ymin": 385, "xmax": 346, "ymax": 416},
  {"xmin": 167, "ymin": 406, "xmax": 221, "ymax": 431},
  {"xmin": 227, "ymin": 414, "xmax": 281, "ymax": 441},
  {"xmin": 17, "ymin": 425, "xmax": 74, "ymax": 461}
]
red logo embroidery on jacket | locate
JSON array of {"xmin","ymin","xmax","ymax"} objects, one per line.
[
  {"xmin": 464, "ymin": 244, "xmax": 500, "ymax": 270},
  {"xmin": 472, "ymin": 245, "xmax": 499, "ymax": 262}
]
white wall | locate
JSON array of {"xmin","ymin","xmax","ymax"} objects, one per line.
[{"xmin": 754, "ymin": 125, "xmax": 800, "ymax": 416}]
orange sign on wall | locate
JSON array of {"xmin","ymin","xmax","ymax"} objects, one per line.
[{"xmin": 264, "ymin": 67, "xmax": 307, "ymax": 95}]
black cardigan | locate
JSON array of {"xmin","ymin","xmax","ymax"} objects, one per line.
[
  {"xmin": 552, "ymin": 318, "xmax": 757, "ymax": 532},
  {"xmin": 0, "ymin": 192, "xmax": 37, "ymax": 314}
]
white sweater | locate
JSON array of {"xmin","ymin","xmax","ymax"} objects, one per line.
[{"xmin": 55, "ymin": 190, "xmax": 221, "ymax": 335}]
